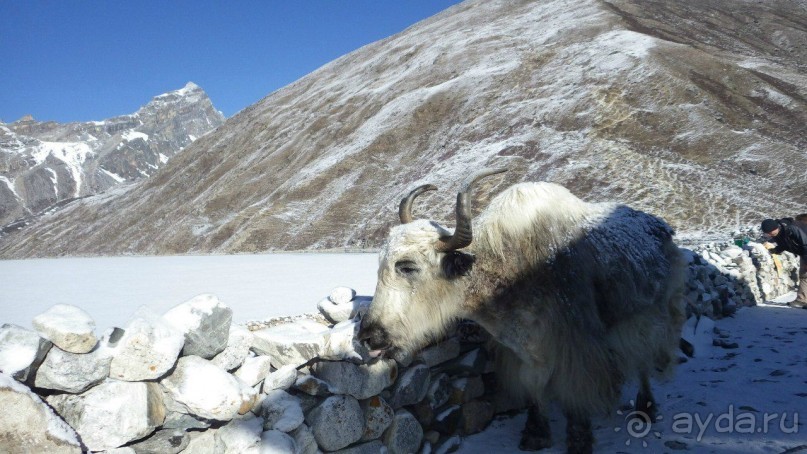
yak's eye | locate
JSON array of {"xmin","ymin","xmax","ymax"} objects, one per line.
[{"xmin": 395, "ymin": 260, "xmax": 420, "ymax": 276}]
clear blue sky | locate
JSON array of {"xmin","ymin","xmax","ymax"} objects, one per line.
[{"xmin": 0, "ymin": 1, "xmax": 463, "ymax": 123}]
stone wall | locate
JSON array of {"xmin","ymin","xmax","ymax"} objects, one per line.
[
  {"xmin": 681, "ymin": 239, "xmax": 800, "ymax": 318},
  {"xmin": 0, "ymin": 241, "xmax": 801, "ymax": 453}
]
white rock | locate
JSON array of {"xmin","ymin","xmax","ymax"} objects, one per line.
[
  {"xmin": 218, "ymin": 415, "xmax": 263, "ymax": 453},
  {"xmin": 46, "ymin": 379, "xmax": 165, "ymax": 451},
  {"xmin": 321, "ymin": 320, "xmax": 364, "ymax": 362},
  {"xmin": 183, "ymin": 430, "xmax": 221, "ymax": 454},
  {"xmin": 251, "ymin": 320, "xmax": 330, "ymax": 367},
  {"xmin": 259, "ymin": 430, "xmax": 297, "ymax": 454},
  {"xmin": 262, "ymin": 364, "xmax": 298, "ymax": 392},
  {"xmin": 34, "ymin": 344, "xmax": 112, "ymax": 393},
  {"xmin": 0, "ymin": 324, "xmax": 51, "ymax": 382},
  {"xmin": 32, "ymin": 304, "xmax": 97, "ymax": 354},
  {"xmin": 317, "ymin": 297, "xmax": 354, "ymax": 324},
  {"xmin": 109, "ymin": 307, "xmax": 185, "ymax": 381},
  {"xmin": 260, "ymin": 389, "xmax": 304, "ymax": 432},
  {"xmin": 317, "ymin": 296, "xmax": 373, "ymax": 324},
  {"xmin": 161, "ymin": 356, "xmax": 255, "ymax": 421},
  {"xmin": 211, "ymin": 324, "xmax": 254, "ymax": 371},
  {"xmin": 163, "ymin": 294, "xmax": 232, "ymax": 359},
  {"xmin": 234, "ymin": 355, "xmax": 274, "ymax": 387},
  {"xmin": 329, "ymin": 286, "xmax": 357, "ymax": 304},
  {"xmin": 0, "ymin": 372, "xmax": 81, "ymax": 453},
  {"xmin": 680, "ymin": 315, "xmax": 715, "ymax": 358}
]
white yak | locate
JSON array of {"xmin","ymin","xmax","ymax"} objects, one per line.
[{"xmin": 358, "ymin": 169, "xmax": 685, "ymax": 453}]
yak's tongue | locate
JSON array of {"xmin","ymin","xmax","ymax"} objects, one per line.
[{"xmin": 368, "ymin": 350, "xmax": 385, "ymax": 359}]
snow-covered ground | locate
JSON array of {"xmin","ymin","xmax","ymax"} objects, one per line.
[
  {"xmin": 0, "ymin": 253, "xmax": 378, "ymax": 332},
  {"xmin": 1, "ymin": 253, "xmax": 805, "ymax": 452}
]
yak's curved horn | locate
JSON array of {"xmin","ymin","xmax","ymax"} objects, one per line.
[
  {"xmin": 436, "ymin": 168, "xmax": 507, "ymax": 252},
  {"xmin": 399, "ymin": 184, "xmax": 438, "ymax": 224}
]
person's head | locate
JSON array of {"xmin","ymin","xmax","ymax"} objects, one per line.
[{"xmin": 761, "ymin": 219, "xmax": 780, "ymax": 237}]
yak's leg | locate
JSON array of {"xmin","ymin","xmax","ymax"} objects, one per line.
[
  {"xmin": 519, "ymin": 404, "xmax": 552, "ymax": 451},
  {"xmin": 564, "ymin": 410, "xmax": 593, "ymax": 454},
  {"xmin": 634, "ymin": 372, "xmax": 658, "ymax": 423}
]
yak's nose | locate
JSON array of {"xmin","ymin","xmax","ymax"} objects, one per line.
[{"xmin": 356, "ymin": 318, "xmax": 390, "ymax": 350}]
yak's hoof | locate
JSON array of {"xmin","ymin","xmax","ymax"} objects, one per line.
[{"xmin": 518, "ymin": 433, "xmax": 552, "ymax": 451}]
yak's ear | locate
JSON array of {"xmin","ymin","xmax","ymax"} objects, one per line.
[{"xmin": 441, "ymin": 251, "xmax": 475, "ymax": 279}]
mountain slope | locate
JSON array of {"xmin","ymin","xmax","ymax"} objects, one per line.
[
  {"xmin": 1, "ymin": 0, "xmax": 805, "ymax": 257},
  {"xmin": 0, "ymin": 82, "xmax": 225, "ymax": 228}
]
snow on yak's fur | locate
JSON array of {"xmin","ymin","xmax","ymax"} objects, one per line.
[{"xmin": 358, "ymin": 169, "xmax": 686, "ymax": 453}]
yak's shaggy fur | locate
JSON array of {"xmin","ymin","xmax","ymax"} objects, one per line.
[{"xmin": 360, "ymin": 181, "xmax": 686, "ymax": 452}]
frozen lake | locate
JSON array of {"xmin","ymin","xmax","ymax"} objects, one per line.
[{"xmin": 0, "ymin": 253, "xmax": 379, "ymax": 331}]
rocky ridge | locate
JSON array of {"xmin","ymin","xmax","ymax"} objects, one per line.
[{"xmin": 0, "ymin": 82, "xmax": 224, "ymax": 229}]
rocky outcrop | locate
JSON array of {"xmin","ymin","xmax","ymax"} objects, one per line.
[{"xmin": 0, "ymin": 82, "xmax": 224, "ymax": 229}]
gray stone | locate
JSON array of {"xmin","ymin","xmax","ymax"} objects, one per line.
[
  {"xmin": 109, "ymin": 307, "xmax": 185, "ymax": 381},
  {"xmin": 210, "ymin": 324, "xmax": 254, "ymax": 371},
  {"xmin": 252, "ymin": 320, "xmax": 329, "ymax": 368},
  {"xmin": 46, "ymin": 379, "xmax": 165, "ymax": 451},
  {"xmin": 290, "ymin": 424, "xmax": 318, "ymax": 454},
  {"xmin": 163, "ymin": 294, "xmax": 232, "ymax": 359},
  {"xmin": 426, "ymin": 373, "xmax": 451, "ymax": 409},
  {"xmin": 161, "ymin": 356, "xmax": 255, "ymax": 421},
  {"xmin": 459, "ymin": 401, "xmax": 494, "ymax": 435},
  {"xmin": 383, "ymin": 409, "xmax": 423, "ymax": 454},
  {"xmin": 415, "ymin": 338, "xmax": 461, "ymax": 367},
  {"xmin": 334, "ymin": 440, "xmax": 386, "ymax": 454},
  {"xmin": 388, "ymin": 363, "xmax": 431, "ymax": 409},
  {"xmin": 360, "ymin": 395, "xmax": 394, "ymax": 441},
  {"xmin": 260, "ymin": 429, "xmax": 297, "ymax": 453},
  {"xmin": 234, "ymin": 355, "xmax": 273, "ymax": 387},
  {"xmin": 436, "ymin": 348, "xmax": 487, "ymax": 376},
  {"xmin": 0, "ymin": 372, "xmax": 81, "ymax": 453},
  {"xmin": 32, "ymin": 304, "xmax": 97, "ymax": 354},
  {"xmin": 128, "ymin": 428, "xmax": 189, "ymax": 454},
  {"xmin": 313, "ymin": 358, "xmax": 397, "ymax": 399},
  {"xmin": 260, "ymin": 389, "xmax": 304, "ymax": 433},
  {"xmin": 431, "ymin": 405, "xmax": 461, "ymax": 434},
  {"xmin": 0, "ymin": 324, "xmax": 51, "ymax": 382},
  {"xmin": 34, "ymin": 343, "xmax": 112, "ymax": 393},
  {"xmin": 263, "ymin": 364, "xmax": 298, "ymax": 392},
  {"xmin": 448, "ymin": 376, "xmax": 485, "ymax": 405},
  {"xmin": 306, "ymin": 395, "xmax": 364, "ymax": 451}
]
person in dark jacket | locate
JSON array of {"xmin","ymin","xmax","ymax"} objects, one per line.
[{"xmin": 761, "ymin": 218, "xmax": 807, "ymax": 308}]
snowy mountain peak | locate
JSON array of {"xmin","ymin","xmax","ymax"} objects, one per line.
[{"xmin": 0, "ymin": 84, "xmax": 225, "ymax": 229}]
